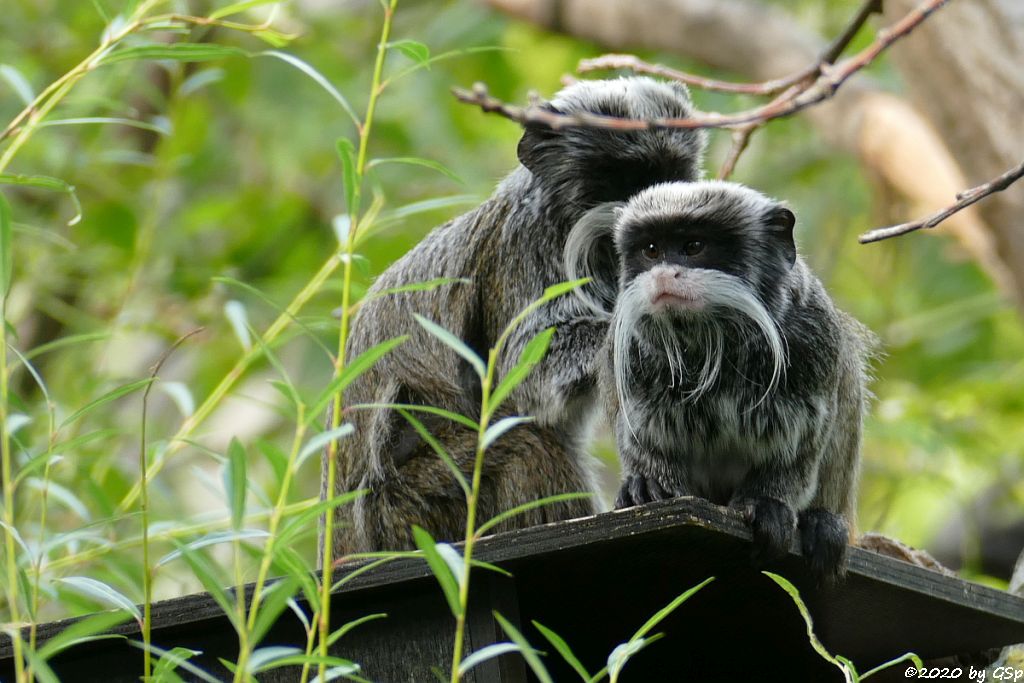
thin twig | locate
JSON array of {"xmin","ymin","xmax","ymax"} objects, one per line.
[
  {"xmin": 454, "ymin": 0, "xmax": 946, "ymax": 133},
  {"xmin": 717, "ymin": 123, "xmax": 760, "ymax": 180},
  {"xmin": 859, "ymin": 161, "xmax": 1024, "ymax": 244}
]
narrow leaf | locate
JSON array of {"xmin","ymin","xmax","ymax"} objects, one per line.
[
  {"xmin": 257, "ymin": 51, "xmax": 359, "ymax": 127},
  {"xmin": 0, "ymin": 64, "xmax": 33, "ymax": 105},
  {"xmin": 458, "ymin": 643, "xmax": 521, "ymax": 676},
  {"xmin": 762, "ymin": 572, "xmax": 846, "ymax": 671},
  {"xmin": 476, "ymin": 492, "xmax": 593, "ymax": 537},
  {"xmin": 59, "ymin": 378, "xmax": 153, "ymax": 428},
  {"xmin": 174, "ymin": 545, "xmax": 239, "ymax": 629},
  {"xmin": 606, "ymin": 635, "xmax": 664, "ymax": 680},
  {"xmin": 325, "ymin": 613, "xmax": 387, "ymax": 648},
  {"xmin": 296, "ymin": 424, "xmax": 354, "ymax": 470},
  {"xmin": 533, "ymin": 621, "xmax": 591, "ymax": 681},
  {"xmin": 412, "ymin": 526, "xmax": 462, "ymax": 617},
  {"xmin": 363, "ymin": 277, "xmax": 470, "ymax": 303},
  {"xmin": 224, "ymin": 300, "xmax": 252, "ymax": 351},
  {"xmin": 396, "ymin": 408, "xmax": 469, "ymax": 496},
  {"xmin": 158, "ymin": 529, "xmax": 269, "ymax": 565},
  {"xmin": 247, "ymin": 646, "xmax": 303, "ymax": 673},
  {"xmin": 54, "ymin": 577, "xmax": 141, "ymax": 622},
  {"xmin": 413, "ymin": 314, "xmax": 485, "ymax": 380},
  {"xmin": 367, "ymin": 157, "xmax": 461, "ymax": 184},
  {"xmin": 435, "ymin": 543, "xmax": 465, "ymax": 590},
  {"xmin": 224, "ymin": 438, "xmax": 247, "ymax": 530},
  {"xmin": 490, "ymin": 327, "xmax": 554, "ymax": 412},
  {"xmin": 0, "ymin": 193, "xmax": 12, "ymax": 294},
  {"xmin": 336, "ymin": 137, "xmax": 358, "ymax": 215},
  {"xmin": 129, "ymin": 641, "xmax": 222, "ymax": 683},
  {"xmin": 481, "ymin": 416, "xmax": 533, "ymax": 451},
  {"xmin": 631, "ymin": 577, "xmax": 714, "ymax": 641},
  {"xmin": 36, "ymin": 610, "xmax": 130, "ymax": 660},
  {"xmin": 493, "ymin": 611, "xmax": 552, "ymax": 683},
  {"xmin": 349, "ymin": 402, "xmax": 479, "ymax": 431},
  {"xmin": 305, "ymin": 336, "xmax": 408, "ymax": 425},
  {"xmin": 209, "ymin": 0, "xmax": 283, "ymax": 20},
  {"xmin": 101, "ymin": 43, "xmax": 246, "ymax": 64},
  {"xmin": 389, "ymin": 39, "xmax": 430, "ymax": 65}
]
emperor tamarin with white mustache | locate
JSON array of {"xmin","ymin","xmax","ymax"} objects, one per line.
[
  {"xmin": 324, "ymin": 78, "xmax": 707, "ymax": 555},
  {"xmin": 565, "ymin": 181, "xmax": 873, "ymax": 580}
]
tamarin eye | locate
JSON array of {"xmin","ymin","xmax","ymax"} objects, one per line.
[
  {"xmin": 642, "ymin": 243, "xmax": 661, "ymax": 260},
  {"xmin": 683, "ymin": 240, "xmax": 705, "ymax": 256}
]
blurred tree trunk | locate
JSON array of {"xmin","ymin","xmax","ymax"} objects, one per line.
[
  {"xmin": 478, "ymin": 0, "xmax": 1019, "ymax": 305},
  {"xmin": 882, "ymin": 0, "xmax": 1024, "ymax": 305}
]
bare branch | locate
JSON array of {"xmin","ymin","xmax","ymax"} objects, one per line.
[
  {"xmin": 578, "ymin": 0, "xmax": 883, "ymax": 97},
  {"xmin": 859, "ymin": 161, "xmax": 1024, "ymax": 244},
  {"xmin": 456, "ymin": 0, "xmax": 947, "ymax": 135},
  {"xmin": 717, "ymin": 123, "xmax": 760, "ymax": 180}
]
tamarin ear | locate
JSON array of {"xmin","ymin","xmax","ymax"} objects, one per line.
[
  {"xmin": 766, "ymin": 205, "xmax": 797, "ymax": 268},
  {"xmin": 516, "ymin": 102, "xmax": 562, "ymax": 173}
]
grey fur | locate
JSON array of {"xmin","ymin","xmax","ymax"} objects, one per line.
[
  {"xmin": 575, "ymin": 180, "xmax": 874, "ymax": 579},
  {"xmin": 323, "ymin": 78, "xmax": 707, "ymax": 555}
]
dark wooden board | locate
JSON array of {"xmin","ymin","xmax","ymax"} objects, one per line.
[{"xmin": 2, "ymin": 497, "xmax": 1022, "ymax": 682}]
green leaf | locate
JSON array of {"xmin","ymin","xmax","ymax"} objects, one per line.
[
  {"xmin": 389, "ymin": 39, "xmax": 430, "ymax": 65},
  {"xmin": 268, "ymin": 546, "xmax": 320, "ymax": 615},
  {"xmin": 396, "ymin": 408, "xmax": 469, "ymax": 496},
  {"xmin": 151, "ymin": 646, "xmax": 203, "ymax": 683},
  {"xmin": 296, "ymin": 424, "xmax": 354, "ymax": 470},
  {"xmin": 367, "ymin": 157, "xmax": 461, "ymax": 184},
  {"xmin": 631, "ymin": 577, "xmax": 714, "ymax": 641},
  {"xmin": 174, "ymin": 544, "xmax": 239, "ymax": 629},
  {"xmin": 762, "ymin": 572, "xmax": 847, "ymax": 673},
  {"xmin": 363, "ymin": 277, "xmax": 470, "ymax": 303},
  {"xmin": 349, "ymin": 402, "xmax": 479, "ymax": 431},
  {"xmin": 412, "ymin": 525, "xmax": 462, "ymax": 618},
  {"xmin": 224, "ymin": 438, "xmax": 247, "ymax": 530},
  {"xmin": 458, "ymin": 643, "xmax": 521, "ymax": 676},
  {"xmin": 476, "ymin": 492, "xmax": 593, "ymax": 537},
  {"xmin": 209, "ymin": 0, "xmax": 283, "ymax": 20},
  {"xmin": 158, "ymin": 529, "xmax": 270, "ymax": 565},
  {"xmin": 21, "ymin": 331, "xmax": 109, "ymax": 361},
  {"xmin": 38, "ymin": 117, "xmax": 171, "ymax": 136},
  {"xmin": 481, "ymin": 416, "xmax": 533, "ymax": 451},
  {"xmin": 256, "ymin": 51, "xmax": 359, "ymax": 126},
  {"xmin": 37, "ymin": 610, "xmax": 130, "ymax": 660},
  {"xmin": 25, "ymin": 479, "xmax": 90, "ymax": 520},
  {"xmin": 861, "ymin": 652, "xmax": 923, "ymax": 680},
  {"xmin": 0, "ymin": 64, "xmax": 34, "ymax": 105},
  {"xmin": 59, "ymin": 378, "xmax": 153, "ymax": 428},
  {"xmin": 0, "ymin": 172, "xmax": 75, "ymax": 193},
  {"xmin": 336, "ymin": 137, "xmax": 359, "ymax": 215},
  {"xmin": 493, "ymin": 611, "xmax": 552, "ymax": 683},
  {"xmin": 128, "ymin": 642, "xmax": 221, "ymax": 683},
  {"xmin": 224, "ymin": 300, "xmax": 252, "ymax": 351},
  {"xmin": 541, "ymin": 278, "xmax": 591, "ymax": 303},
  {"xmin": 435, "ymin": 543, "xmax": 465, "ymax": 591},
  {"xmin": 101, "ymin": 43, "xmax": 247, "ymax": 64},
  {"xmin": 276, "ymin": 489, "xmax": 366, "ymax": 550},
  {"xmin": 22, "ymin": 650, "xmax": 60, "ymax": 683},
  {"xmin": 490, "ymin": 328, "xmax": 554, "ymax": 412},
  {"xmin": 533, "ymin": 621, "xmax": 591, "ymax": 681},
  {"xmin": 413, "ymin": 314, "xmax": 486, "ymax": 380},
  {"xmin": 606, "ymin": 635, "xmax": 664, "ymax": 682},
  {"xmin": 305, "ymin": 336, "xmax": 408, "ymax": 425},
  {"xmin": 325, "ymin": 613, "xmax": 388, "ymax": 648},
  {"xmin": 0, "ymin": 192, "xmax": 12, "ymax": 295},
  {"xmin": 248, "ymin": 645, "xmax": 303, "ymax": 673},
  {"xmin": 54, "ymin": 577, "xmax": 141, "ymax": 623}
]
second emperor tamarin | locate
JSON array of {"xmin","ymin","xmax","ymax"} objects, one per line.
[{"xmin": 324, "ymin": 78, "xmax": 708, "ymax": 554}]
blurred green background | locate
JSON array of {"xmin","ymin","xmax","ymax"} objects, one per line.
[{"xmin": 1, "ymin": 0, "xmax": 1021, "ymax": 621}]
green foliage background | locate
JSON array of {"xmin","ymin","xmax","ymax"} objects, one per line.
[{"xmin": 1, "ymin": 0, "xmax": 1022, "ymax": 626}]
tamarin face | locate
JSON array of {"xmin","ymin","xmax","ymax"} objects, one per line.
[{"xmin": 614, "ymin": 181, "xmax": 797, "ymax": 322}]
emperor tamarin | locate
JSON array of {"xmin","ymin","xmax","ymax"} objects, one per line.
[
  {"xmin": 324, "ymin": 78, "xmax": 708, "ymax": 555},
  {"xmin": 565, "ymin": 180, "xmax": 873, "ymax": 580}
]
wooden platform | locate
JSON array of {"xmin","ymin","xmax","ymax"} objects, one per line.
[{"xmin": 3, "ymin": 497, "xmax": 1024, "ymax": 682}]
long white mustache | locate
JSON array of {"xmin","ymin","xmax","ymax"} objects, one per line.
[{"xmin": 613, "ymin": 268, "xmax": 788, "ymax": 433}]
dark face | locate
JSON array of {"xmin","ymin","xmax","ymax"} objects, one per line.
[
  {"xmin": 617, "ymin": 204, "xmax": 796, "ymax": 314},
  {"xmin": 620, "ymin": 215, "xmax": 750, "ymax": 284}
]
